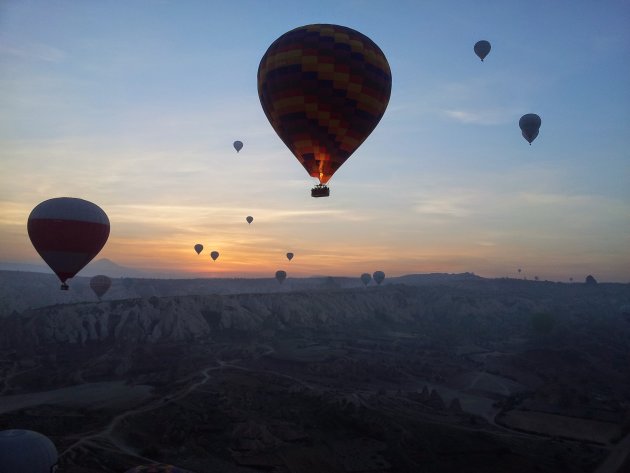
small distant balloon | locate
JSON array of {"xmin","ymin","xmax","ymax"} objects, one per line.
[
  {"xmin": 474, "ymin": 40, "xmax": 491, "ymax": 61},
  {"xmin": 210, "ymin": 251, "xmax": 219, "ymax": 261},
  {"xmin": 360, "ymin": 273, "xmax": 371, "ymax": 286},
  {"xmin": 286, "ymin": 252, "xmax": 294, "ymax": 261},
  {"xmin": 90, "ymin": 275, "xmax": 111, "ymax": 300},
  {"xmin": 233, "ymin": 141, "xmax": 243, "ymax": 153},
  {"xmin": 275, "ymin": 270, "xmax": 287, "ymax": 284},
  {"xmin": 194, "ymin": 244, "xmax": 203, "ymax": 255},
  {"xmin": 0, "ymin": 430, "xmax": 58, "ymax": 473},
  {"xmin": 519, "ymin": 114, "xmax": 541, "ymax": 145},
  {"xmin": 373, "ymin": 271, "xmax": 385, "ymax": 285},
  {"xmin": 246, "ymin": 216, "xmax": 253, "ymax": 224}
]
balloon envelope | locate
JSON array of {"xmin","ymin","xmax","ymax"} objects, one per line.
[
  {"xmin": 27, "ymin": 197, "xmax": 110, "ymax": 288},
  {"xmin": 90, "ymin": 275, "xmax": 111, "ymax": 299},
  {"xmin": 373, "ymin": 271, "xmax": 385, "ymax": 285},
  {"xmin": 519, "ymin": 113, "xmax": 541, "ymax": 144},
  {"xmin": 275, "ymin": 270, "xmax": 287, "ymax": 284},
  {"xmin": 0, "ymin": 430, "xmax": 58, "ymax": 473},
  {"xmin": 360, "ymin": 273, "xmax": 371, "ymax": 286},
  {"xmin": 258, "ymin": 24, "xmax": 392, "ymax": 186},
  {"xmin": 286, "ymin": 252, "xmax": 294, "ymax": 261},
  {"xmin": 233, "ymin": 140, "xmax": 243, "ymax": 152},
  {"xmin": 474, "ymin": 40, "xmax": 491, "ymax": 61},
  {"xmin": 246, "ymin": 216, "xmax": 253, "ymax": 224},
  {"xmin": 210, "ymin": 251, "xmax": 219, "ymax": 261},
  {"xmin": 194, "ymin": 244, "xmax": 203, "ymax": 255}
]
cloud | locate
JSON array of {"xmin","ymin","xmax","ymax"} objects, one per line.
[
  {"xmin": 0, "ymin": 41, "xmax": 67, "ymax": 62},
  {"xmin": 442, "ymin": 108, "xmax": 516, "ymax": 125}
]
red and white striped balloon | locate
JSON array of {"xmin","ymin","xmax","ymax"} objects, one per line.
[{"xmin": 27, "ymin": 197, "xmax": 110, "ymax": 290}]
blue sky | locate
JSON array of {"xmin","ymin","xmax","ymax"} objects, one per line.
[{"xmin": 1, "ymin": 0, "xmax": 629, "ymax": 281}]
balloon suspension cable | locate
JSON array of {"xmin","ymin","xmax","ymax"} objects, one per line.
[
  {"xmin": 311, "ymin": 184, "xmax": 330, "ymax": 198},
  {"xmin": 60, "ymin": 283, "xmax": 69, "ymax": 291}
]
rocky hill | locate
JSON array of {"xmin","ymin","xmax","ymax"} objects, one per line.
[{"xmin": 2, "ymin": 281, "xmax": 628, "ymax": 350}]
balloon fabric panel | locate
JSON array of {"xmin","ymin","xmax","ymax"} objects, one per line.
[{"xmin": 258, "ymin": 24, "xmax": 392, "ymax": 184}]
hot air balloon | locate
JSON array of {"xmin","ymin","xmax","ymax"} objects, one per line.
[
  {"xmin": 474, "ymin": 40, "xmax": 491, "ymax": 61},
  {"xmin": 275, "ymin": 270, "xmax": 287, "ymax": 284},
  {"xmin": 194, "ymin": 244, "xmax": 203, "ymax": 255},
  {"xmin": 90, "ymin": 275, "xmax": 111, "ymax": 300},
  {"xmin": 258, "ymin": 24, "xmax": 392, "ymax": 197},
  {"xmin": 286, "ymin": 252, "xmax": 294, "ymax": 261},
  {"xmin": 519, "ymin": 114, "xmax": 541, "ymax": 144},
  {"xmin": 124, "ymin": 465, "xmax": 196, "ymax": 473},
  {"xmin": 246, "ymin": 216, "xmax": 253, "ymax": 224},
  {"xmin": 27, "ymin": 197, "xmax": 110, "ymax": 290},
  {"xmin": 360, "ymin": 273, "xmax": 371, "ymax": 286},
  {"xmin": 210, "ymin": 251, "xmax": 219, "ymax": 261},
  {"xmin": 233, "ymin": 140, "xmax": 243, "ymax": 153},
  {"xmin": 373, "ymin": 270, "xmax": 385, "ymax": 285},
  {"xmin": 0, "ymin": 430, "xmax": 58, "ymax": 473}
]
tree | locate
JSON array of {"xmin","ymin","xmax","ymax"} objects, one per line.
[{"xmin": 585, "ymin": 275, "xmax": 598, "ymax": 285}]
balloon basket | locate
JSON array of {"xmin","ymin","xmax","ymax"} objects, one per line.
[
  {"xmin": 311, "ymin": 185, "xmax": 330, "ymax": 198},
  {"xmin": 60, "ymin": 283, "xmax": 69, "ymax": 291}
]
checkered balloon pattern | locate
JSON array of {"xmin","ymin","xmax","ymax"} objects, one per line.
[{"xmin": 258, "ymin": 24, "xmax": 392, "ymax": 184}]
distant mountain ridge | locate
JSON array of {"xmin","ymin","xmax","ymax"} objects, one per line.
[
  {"xmin": 0, "ymin": 269, "xmax": 486, "ymax": 315},
  {"xmin": 1, "ymin": 282, "xmax": 628, "ymax": 350}
]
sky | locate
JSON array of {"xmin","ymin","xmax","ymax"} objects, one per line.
[{"xmin": 1, "ymin": 0, "xmax": 629, "ymax": 281}]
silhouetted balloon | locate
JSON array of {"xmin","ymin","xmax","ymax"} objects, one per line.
[
  {"xmin": 233, "ymin": 140, "xmax": 243, "ymax": 153},
  {"xmin": 474, "ymin": 40, "xmax": 491, "ymax": 61},
  {"xmin": 518, "ymin": 268, "xmax": 522, "ymax": 273},
  {"xmin": 373, "ymin": 271, "xmax": 385, "ymax": 285},
  {"xmin": 124, "ymin": 465, "xmax": 196, "ymax": 473},
  {"xmin": 210, "ymin": 251, "xmax": 219, "ymax": 261},
  {"xmin": 90, "ymin": 275, "xmax": 111, "ymax": 300},
  {"xmin": 246, "ymin": 216, "xmax": 253, "ymax": 224},
  {"xmin": 286, "ymin": 252, "xmax": 294, "ymax": 261},
  {"xmin": 519, "ymin": 114, "xmax": 541, "ymax": 144},
  {"xmin": 0, "ymin": 430, "xmax": 58, "ymax": 473},
  {"xmin": 27, "ymin": 197, "xmax": 110, "ymax": 290},
  {"xmin": 275, "ymin": 270, "xmax": 287, "ymax": 284},
  {"xmin": 258, "ymin": 24, "xmax": 392, "ymax": 196},
  {"xmin": 194, "ymin": 244, "xmax": 203, "ymax": 255},
  {"xmin": 360, "ymin": 273, "xmax": 371, "ymax": 286}
]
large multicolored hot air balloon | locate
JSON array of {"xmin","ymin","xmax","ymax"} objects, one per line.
[
  {"xmin": 474, "ymin": 40, "xmax": 491, "ymax": 61},
  {"xmin": 27, "ymin": 197, "xmax": 110, "ymax": 290},
  {"xmin": 258, "ymin": 24, "xmax": 392, "ymax": 197},
  {"xmin": 0, "ymin": 430, "xmax": 58, "ymax": 473},
  {"xmin": 194, "ymin": 244, "xmax": 203, "ymax": 255},
  {"xmin": 210, "ymin": 251, "xmax": 219, "ymax": 261},
  {"xmin": 360, "ymin": 272, "xmax": 371, "ymax": 286},
  {"xmin": 519, "ymin": 113, "xmax": 541, "ymax": 144},
  {"xmin": 124, "ymin": 464, "xmax": 196, "ymax": 473},
  {"xmin": 233, "ymin": 140, "xmax": 243, "ymax": 153},
  {"xmin": 373, "ymin": 270, "xmax": 385, "ymax": 285},
  {"xmin": 90, "ymin": 275, "xmax": 112, "ymax": 300},
  {"xmin": 275, "ymin": 270, "xmax": 287, "ymax": 284}
]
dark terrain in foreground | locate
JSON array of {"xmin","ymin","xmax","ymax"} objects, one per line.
[{"xmin": 1, "ymin": 274, "xmax": 630, "ymax": 472}]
